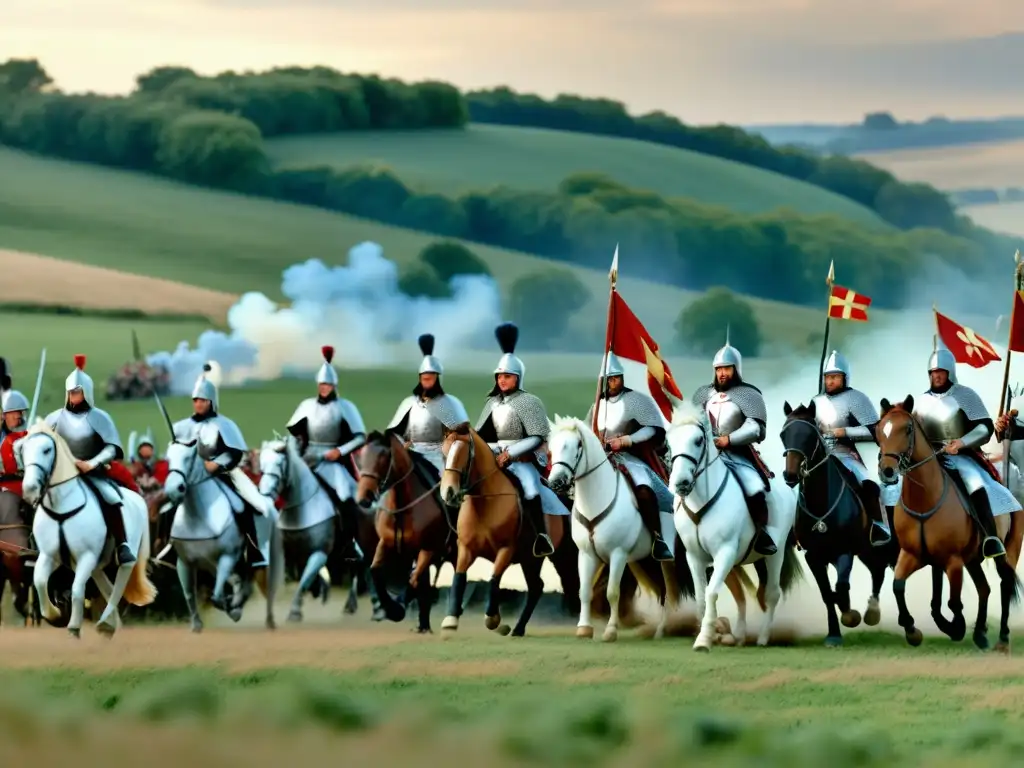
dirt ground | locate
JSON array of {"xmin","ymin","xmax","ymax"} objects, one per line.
[{"xmin": 0, "ymin": 249, "xmax": 237, "ymax": 320}]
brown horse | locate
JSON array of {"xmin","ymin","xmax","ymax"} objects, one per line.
[
  {"xmin": 438, "ymin": 422, "xmax": 581, "ymax": 636},
  {"xmin": 355, "ymin": 431, "xmax": 455, "ymax": 633},
  {"xmin": 0, "ymin": 491, "xmax": 36, "ymax": 624},
  {"xmin": 877, "ymin": 396, "xmax": 1023, "ymax": 650}
]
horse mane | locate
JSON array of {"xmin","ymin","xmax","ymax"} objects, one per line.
[
  {"xmin": 669, "ymin": 400, "xmax": 705, "ymax": 428},
  {"xmin": 551, "ymin": 414, "xmax": 604, "ymax": 453},
  {"xmin": 26, "ymin": 418, "xmax": 78, "ymax": 483}
]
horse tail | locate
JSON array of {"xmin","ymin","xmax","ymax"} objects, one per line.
[
  {"xmin": 671, "ymin": 533, "xmax": 697, "ymax": 600},
  {"xmin": 778, "ymin": 538, "xmax": 806, "ymax": 596},
  {"xmin": 548, "ymin": 521, "xmax": 583, "ymax": 618},
  {"xmin": 730, "ymin": 564, "xmax": 757, "ymax": 599},
  {"xmin": 626, "ymin": 557, "xmax": 667, "ymax": 603},
  {"xmin": 123, "ymin": 504, "xmax": 158, "ymax": 607}
]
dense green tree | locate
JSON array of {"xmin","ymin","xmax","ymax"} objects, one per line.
[
  {"xmin": 507, "ymin": 269, "xmax": 592, "ymax": 349},
  {"xmin": 675, "ymin": 288, "xmax": 762, "ymax": 357},
  {"xmin": 419, "ymin": 241, "xmax": 491, "ymax": 282},
  {"xmin": 0, "ymin": 58, "xmax": 53, "ymax": 94}
]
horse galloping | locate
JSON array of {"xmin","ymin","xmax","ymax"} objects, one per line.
[
  {"xmin": 355, "ymin": 430, "xmax": 454, "ymax": 634},
  {"xmin": 438, "ymin": 422, "xmax": 580, "ymax": 637},
  {"xmin": 667, "ymin": 403, "xmax": 803, "ymax": 651},
  {"xmin": 781, "ymin": 401, "xmax": 899, "ymax": 646},
  {"xmin": 258, "ymin": 436, "xmax": 341, "ymax": 623},
  {"xmin": 877, "ymin": 396, "xmax": 1023, "ymax": 650},
  {"xmin": 162, "ymin": 439, "xmax": 283, "ymax": 632},
  {"xmin": 19, "ymin": 421, "xmax": 156, "ymax": 638}
]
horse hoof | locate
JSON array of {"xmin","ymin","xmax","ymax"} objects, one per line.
[
  {"xmin": 713, "ymin": 617, "xmax": 731, "ymax": 635},
  {"xmin": 371, "ymin": 608, "xmax": 386, "ymax": 622},
  {"xmin": 68, "ymin": 628, "xmax": 81, "ymax": 639},
  {"xmin": 719, "ymin": 633, "xmax": 737, "ymax": 647},
  {"xmin": 191, "ymin": 623, "xmax": 203, "ymax": 634},
  {"xmin": 654, "ymin": 627, "xmax": 665, "ymax": 640},
  {"xmin": 841, "ymin": 610, "xmax": 862, "ymax": 628},
  {"xmin": 602, "ymin": 628, "xmax": 618, "ymax": 643},
  {"xmin": 864, "ymin": 601, "xmax": 881, "ymax": 626},
  {"xmin": 343, "ymin": 595, "xmax": 358, "ymax": 615},
  {"xmin": 824, "ymin": 635, "xmax": 843, "ymax": 648},
  {"xmin": 576, "ymin": 626, "xmax": 594, "ymax": 639},
  {"xmin": 484, "ymin": 614, "xmax": 501, "ymax": 631},
  {"xmin": 497, "ymin": 624, "xmax": 512, "ymax": 636},
  {"xmin": 287, "ymin": 610, "xmax": 303, "ymax": 623},
  {"xmin": 973, "ymin": 631, "xmax": 989, "ymax": 651},
  {"xmin": 266, "ymin": 617, "xmax": 276, "ymax": 631},
  {"xmin": 995, "ymin": 640, "xmax": 1010, "ymax": 655},
  {"xmin": 228, "ymin": 608, "xmax": 243, "ymax": 623},
  {"xmin": 96, "ymin": 622, "xmax": 115, "ymax": 639},
  {"xmin": 441, "ymin": 615, "xmax": 459, "ymax": 631},
  {"xmin": 950, "ymin": 620, "xmax": 967, "ymax": 643},
  {"xmin": 414, "ymin": 626, "xmax": 433, "ymax": 635},
  {"xmin": 906, "ymin": 628, "xmax": 924, "ymax": 647},
  {"xmin": 510, "ymin": 627, "xmax": 525, "ymax": 638},
  {"xmin": 693, "ymin": 634, "xmax": 712, "ymax": 652},
  {"xmin": 384, "ymin": 605, "xmax": 406, "ymax": 623}
]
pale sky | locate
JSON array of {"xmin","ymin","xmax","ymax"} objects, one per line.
[{"xmin": 3, "ymin": 0, "xmax": 1022, "ymax": 124}]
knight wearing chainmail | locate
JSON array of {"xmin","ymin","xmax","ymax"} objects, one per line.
[
  {"xmin": 915, "ymin": 341, "xmax": 1017, "ymax": 559},
  {"xmin": 585, "ymin": 351, "xmax": 674, "ymax": 561},
  {"xmin": 476, "ymin": 323, "xmax": 555, "ymax": 558},
  {"xmin": 172, "ymin": 364, "xmax": 267, "ymax": 568},
  {"xmin": 0, "ymin": 388, "xmax": 29, "ymax": 500},
  {"xmin": 690, "ymin": 332, "xmax": 777, "ymax": 556},
  {"xmin": 386, "ymin": 333, "xmax": 469, "ymax": 479},
  {"xmin": 46, "ymin": 355, "xmax": 138, "ymax": 566},
  {"xmin": 813, "ymin": 350, "xmax": 891, "ymax": 546},
  {"xmin": 286, "ymin": 346, "xmax": 366, "ymax": 558}
]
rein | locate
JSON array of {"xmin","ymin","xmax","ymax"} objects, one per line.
[
  {"xmin": 780, "ymin": 417, "xmax": 852, "ymax": 533},
  {"xmin": 443, "ymin": 433, "xmax": 520, "ymax": 505},
  {"xmin": 671, "ymin": 420, "xmax": 728, "ymax": 523},
  {"xmin": 549, "ymin": 425, "xmax": 622, "ymax": 547},
  {"xmin": 879, "ymin": 411, "xmax": 950, "ymax": 523}
]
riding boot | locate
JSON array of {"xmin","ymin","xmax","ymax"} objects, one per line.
[
  {"xmin": 523, "ymin": 495, "xmax": 555, "ymax": 558},
  {"xmin": 969, "ymin": 490, "xmax": 1006, "ymax": 559},
  {"xmin": 234, "ymin": 508, "xmax": 268, "ymax": 568},
  {"xmin": 634, "ymin": 486, "xmax": 673, "ymax": 561},
  {"xmin": 857, "ymin": 482, "xmax": 892, "ymax": 547},
  {"xmin": 747, "ymin": 492, "xmax": 778, "ymax": 556},
  {"xmin": 100, "ymin": 503, "xmax": 137, "ymax": 566}
]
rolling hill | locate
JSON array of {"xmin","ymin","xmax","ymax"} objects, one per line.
[
  {"xmin": 0, "ymin": 146, "xmax": 838, "ymax": 351},
  {"xmin": 264, "ymin": 124, "xmax": 888, "ymax": 229}
]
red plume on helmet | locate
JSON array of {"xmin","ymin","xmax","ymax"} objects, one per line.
[
  {"xmin": 74, "ymin": 354, "xmax": 87, "ymax": 370},
  {"xmin": 321, "ymin": 346, "xmax": 334, "ymax": 364}
]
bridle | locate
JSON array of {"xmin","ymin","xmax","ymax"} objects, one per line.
[
  {"xmin": 441, "ymin": 431, "xmax": 515, "ymax": 505},
  {"xmin": 780, "ymin": 417, "xmax": 831, "ymax": 479},
  {"xmin": 548, "ymin": 426, "xmax": 609, "ymax": 487},
  {"xmin": 359, "ymin": 440, "xmax": 441, "ymax": 514}
]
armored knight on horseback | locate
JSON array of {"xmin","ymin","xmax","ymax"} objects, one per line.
[
  {"xmin": 0, "ymin": 388, "xmax": 29, "ymax": 498},
  {"xmin": 691, "ymin": 333, "xmax": 777, "ymax": 556},
  {"xmin": 172, "ymin": 364, "xmax": 267, "ymax": 568},
  {"xmin": 475, "ymin": 322, "xmax": 555, "ymax": 558},
  {"xmin": 585, "ymin": 351, "xmax": 674, "ymax": 561},
  {"xmin": 916, "ymin": 342, "xmax": 1018, "ymax": 559},
  {"xmin": 45, "ymin": 355, "xmax": 138, "ymax": 566},
  {"xmin": 386, "ymin": 334, "xmax": 469, "ymax": 478},
  {"xmin": 814, "ymin": 350, "xmax": 892, "ymax": 546},
  {"xmin": 285, "ymin": 346, "xmax": 366, "ymax": 558}
]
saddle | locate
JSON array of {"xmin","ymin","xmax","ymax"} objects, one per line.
[
  {"xmin": 936, "ymin": 454, "xmax": 990, "ymax": 534},
  {"xmin": 724, "ymin": 445, "xmax": 773, "ymax": 493},
  {"xmin": 497, "ymin": 466, "xmax": 562, "ymax": 535}
]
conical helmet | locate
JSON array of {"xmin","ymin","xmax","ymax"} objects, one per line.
[
  {"xmin": 928, "ymin": 337, "xmax": 957, "ymax": 384},
  {"xmin": 191, "ymin": 362, "xmax": 219, "ymax": 411},
  {"xmin": 712, "ymin": 327, "xmax": 742, "ymax": 377},
  {"xmin": 599, "ymin": 351, "xmax": 625, "ymax": 383},
  {"xmin": 316, "ymin": 345, "xmax": 338, "ymax": 386},
  {"xmin": 65, "ymin": 354, "xmax": 95, "ymax": 407},
  {"xmin": 493, "ymin": 323, "xmax": 526, "ymax": 387},
  {"xmin": 822, "ymin": 349, "xmax": 852, "ymax": 387},
  {"xmin": 417, "ymin": 334, "xmax": 443, "ymax": 376}
]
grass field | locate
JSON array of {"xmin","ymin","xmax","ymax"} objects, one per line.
[
  {"xmin": 859, "ymin": 138, "xmax": 1024, "ymax": 190},
  {"xmin": 0, "ymin": 147, "xmax": 841, "ymax": 347},
  {"xmin": 265, "ymin": 124, "xmax": 888, "ymax": 228},
  {"xmin": 1, "ymin": 620, "xmax": 1021, "ymax": 766}
]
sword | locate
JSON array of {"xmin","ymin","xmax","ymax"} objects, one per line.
[
  {"xmin": 132, "ymin": 329, "xmax": 175, "ymax": 440},
  {"xmin": 27, "ymin": 348, "xmax": 46, "ymax": 425}
]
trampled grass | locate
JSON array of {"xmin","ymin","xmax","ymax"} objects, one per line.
[{"xmin": 265, "ymin": 124, "xmax": 888, "ymax": 227}]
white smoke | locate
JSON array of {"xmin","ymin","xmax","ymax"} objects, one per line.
[{"xmin": 147, "ymin": 241, "xmax": 503, "ymax": 392}]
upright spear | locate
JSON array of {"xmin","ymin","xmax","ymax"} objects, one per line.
[
  {"xmin": 997, "ymin": 250, "xmax": 1023, "ymax": 484},
  {"xmin": 591, "ymin": 245, "xmax": 619, "ymax": 436},
  {"xmin": 817, "ymin": 260, "xmax": 835, "ymax": 394}
]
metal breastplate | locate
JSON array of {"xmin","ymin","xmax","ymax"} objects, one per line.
[
  {"xmin": 196, "ymin": 421, "xmax": 224, "ymax": 462},
  {"xmin": 406, "ymin": 401, "xmax": 444, "ymax": 444},
  {"xmin": 56, "ymin": 411, "xmax": 104, "ymax": 460},
  {"xmin": 812, "ymin": 394, "xmax": 844, "ymax": 430},
  {"xmin": 490, "ymin": 399, "xmax": 525, "ymax": 441},
  {"xmin": 916, "ymin": 393, "xmax": 971, "ymax": 442},
  {"xmin": 596, "ymin": 395, "xmax": 634, "ymax": 439},
  {"xmin": 706, "ymin": 393, "xmax": 745, "ymax": 436},
  {"xmin": 305, "ymin": 400, "xmax": 346, "ymax": 446}
]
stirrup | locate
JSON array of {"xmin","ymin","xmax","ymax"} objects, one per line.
[
  {"xmin": 869, "ymin": 521, "xmax": 892, "ymax": 547},
  {"xmin": 533, "ymin": 534, "xmax": 555, "ymax": 558},
  {"xmin": 982, "ymin": 536, "xmax": 1006, "ymax": 559}
]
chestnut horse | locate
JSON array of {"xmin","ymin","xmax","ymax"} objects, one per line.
[
  {"xmin": 0, "ymin": 491, "xmax": 36, "ymax": 624},
  {"xmin": 877, "ymin": 396, "xmax": 1023, "ymax": 650},
  {"xmin": 438, "ymin": 422, "xmax": 580, "ymax": 637},
  {"xmin": 355, "ymin": 431, "xmax": 455, "ymax": 633}
]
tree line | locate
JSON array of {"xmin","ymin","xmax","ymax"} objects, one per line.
[{"xmin": 0, "ymin": 58, "xmax": 1019, "ymax": 315}]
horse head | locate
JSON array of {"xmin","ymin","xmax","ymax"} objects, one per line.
[
  {"xmin": 439, "ymin": 421, "xmax": 477, "ymax": 507},
  {"xmin": 666, "ymin": 401, "xmax": 715, "ymax": 497},
  {"xmin": 355, "ymin": 430, "xmax": 405, "ymax": 510},
  {"xmin": 19, "ymin": 420, "xmax": 74, "ymax": 505},
  {"xmin": 258, "ymin": 438, "xmax": 289, "ymax": 500},
  {"xmin": 877, "ymin": 394, "xmax": 919, "ymax": 485},
  {"xmin": 163, "ymin": 439, "xmax": 206, "ymax": 504},
  {"xmin": 547, "ymin": 415, "xmax": 600, "ymax": 494},
  {"xmin": 780, "ymin": 400, "xmax": 823, "ymax": 488}
]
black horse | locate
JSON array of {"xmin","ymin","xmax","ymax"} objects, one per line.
[{"xmin": 781, "ymin": 401, "xmax": 899, "ymax": 646}]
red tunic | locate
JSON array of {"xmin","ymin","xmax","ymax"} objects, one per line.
[
  {"xmin": 134, "ymin": 459, "xmax": 169, "ymax": 485},
  {"xmin": 95, "ymin": 460, "xmax": 140, "ymax": 493},
  {"xmin": 0, "ymin": 429, "xmax": 26, "ymax": 497}
]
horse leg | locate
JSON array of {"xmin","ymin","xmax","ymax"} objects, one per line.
[
  {"xmin": 723, "ymin": 570, "xmax": 748, "ymax": 647},
  {"xmin": 95, "ymin": 558, "xmax": 134, "ymax": 638},
  {"xmin": 91, "ymin": 568, "xmax": 122, "ymax": 634},
  {"xmin": 175, "ymin": 556, "xmax": 202, "ymax": 633},
  {"xmin": 892, "ymin": 550, "xmax": 924, "ymax": 646},
  {"xmin": 211, "ymin": 551, "xmax": 237, "ymax": 619},
  {"xmin": 441, "ymin": 543, "xmax": 474, "ymax": 633},
  {"xmin": 67, "ymin": 551, "xmax": 99, "ymax": 639},
  {"xmin": 687, "ymin": 552, "xmax": 710, "ymax": 650},
  {"xmin": 995, "ymin": 559, "xmax": 1016, "ymax": 652},
  {"xmin": 409, "ymin": 549, "xmax": 434, "ymax": 634},
  {"xmin": 32, "ymin": 552, "xmax": 60, "ymax": 624},
  {"xmin": 485, "ymin": 546, "xmax": 514, "ymax": 633},
  {"xmin": 600, "ymin": 548, "xmax": 629, "ymax": 643},
  {"xmin": 510, "ymin": 557, "xmax": 545, "ymax": 638},
  {"xmin": 835, "ymin": 553, "xmax": 861, "ymax": 628},
  {"xmin": 964, "ymin": 559, "xmax": 990, "ymax": 650},
  {"xmin": 863, "ymin": 551, "xmax": 887, "ymax": 626},
  {"xmin": 806, "ymin": 550, "xmax": 842, "ymax": 647},
  {"xmin": 695, "ymin": 546, "xmax": 736, "ymax": 652},
  {"xmin": 944, "ymin": 555, "xmax": 967, "ymax": 642},
  {"xmin": 757, "ymin": 551, "xmax": 785, "ymax": 647},
  {"xmin": 369, "ymin": 538, "xmax": 405, "ymax": 623},
  {"xmin": 930, "ymin": 564, "xmax": 954, "ymax": 637},
  {"xmin": 575, "ymin": 548, "xmax": 599, "ymax": 639},
  {"xmin": 289, "ymin": 546, "xmax": 329, "ymax": 623}
]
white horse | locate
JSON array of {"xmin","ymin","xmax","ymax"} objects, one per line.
[
  {"xmin": 546, "ymin": 415, "xmax": 681, "ymax": 642},
  {"xmin": 666, "ymin": 402, "xmax": 803, "ymax": 651},
  {"xmin": 259, "ymin": 436, "xmax": 341, "ymax": 623},
  {"xmin": 18, "ymin": 420, "xmax": 157, "ymax": 638},
  {"xmin": 162, "ymin": 439, "xmax": 283, "ymax": 632}
]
